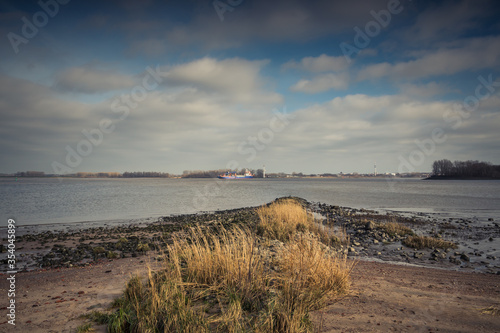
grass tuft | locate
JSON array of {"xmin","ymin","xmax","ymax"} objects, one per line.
[
  {"xmin": 256, "ymin": 198, "xmax": 314, "ymax": 242},
  {"xmin": 256, "ymin": 198, "xmax": 348, "ymax": 247},
  {"xmin": 75, "ymin": 323, "xmax": 94, "ymax": 333},
  {"xmin": 480, "ymin": 305, "xmax": 500, "ymax": 316},
  {"xmin": 82, "ymin": 310, "xmax": 110, "ymax": 325},
  {"xmin": 380, "ymin": 222, "xmax": 414, "ymax": 237},
  {"xmin": 136, "ymin": 242, "xmax": 150, "ymax": 253},
  {"xmin": 403, "ymin": 235, "xmax": 457, "ymax": 250},
  {"xmin": 96, "ymin": 199, "xmax": 352, "ymax": 332}
]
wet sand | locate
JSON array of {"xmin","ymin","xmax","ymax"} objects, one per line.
[{"xmin": 1, "ymin": 257, "xmax": 499, "ymax": 332}]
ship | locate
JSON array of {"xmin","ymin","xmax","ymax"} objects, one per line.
[{"xmin": 218, "ymin": 169, "xmax": 254, "ymax": 179}]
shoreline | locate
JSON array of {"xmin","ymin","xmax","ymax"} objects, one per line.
[
  {"xmin": 1, "ymin": 197, "xmax": 500, "ymax": 332},
  {"xmin": 2, "ymin": 198, "xmax": 499, "ymax": 274},
  {"xmin": 425, "ymin": 175, "xmax": 500, "ymax": 180}
]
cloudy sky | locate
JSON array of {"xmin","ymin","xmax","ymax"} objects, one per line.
[{"xmin": 1, "ymin": 0, "xmax": 499, "ymax": 175}]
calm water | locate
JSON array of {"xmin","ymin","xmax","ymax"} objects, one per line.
[{"xmin": 0, "ymin": 177, "xmax": 499, "ymax": 227}]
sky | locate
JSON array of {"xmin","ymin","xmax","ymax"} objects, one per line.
[{"xmin": 1, "ymin": 0, "xmax": 499, "ymax": 175}]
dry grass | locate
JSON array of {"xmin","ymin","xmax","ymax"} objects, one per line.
[
  {"xmin": 480, "ymin": 305, "xmax": 500, "ymax": 316},
  {"xmin": 273, "ymin": 233, "xmax": 351, "ymax": 324},
  {"xmin": 380, "ymin": 222, "xmax": 414, "ymax": 237},
  {"xmin": 75, "ymin": 323, "xmax": 94, "ymax": 333},
  {"xmin": 256, "ymin": 198, "xmax": 348, "ymax": 247},
  {"xmin": 403, "ymin": 235, "xmax": 457, "ymax": 250},
  {"xmin": 256, "ymin": 198, "xmax": 313, "ymax": 241},
  {"xmin": 97, "ymin": 199, "xmax": 352, "ymax": 332},
  {"xmin": 168, "ymin": 225, "xmax": 270, "ymax": 313}
]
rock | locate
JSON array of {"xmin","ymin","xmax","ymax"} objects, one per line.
[
  {"xmin": 373, "ymin": 240, "xmax": 379, "ymax": 244},
  {"xmin": 460, "ymin": 254, "xmax": 470, "ymax": 262},
  {"xmin": 366, "ymin": 221, "xmax": 375, "ymax": 231}
]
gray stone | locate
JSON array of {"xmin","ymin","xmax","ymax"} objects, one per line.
[{"xmin": 460, "ymin": 253, "xmax": 470, "ymax": 262}]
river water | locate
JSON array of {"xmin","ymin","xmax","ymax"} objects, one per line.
[{"xmin": 1, "ymin": 177, "xmax": 499, "ymax": 228}]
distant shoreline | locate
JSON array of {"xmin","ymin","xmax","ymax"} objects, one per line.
[
  {"xmin": 424, "ymin": 175, "xmax": 500, "ymax": 180},
  {"xmin": 0, "ymin": 174, "xmax": 428, "ymax": 179}
]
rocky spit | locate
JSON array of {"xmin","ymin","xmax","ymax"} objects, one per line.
[{"xmin": 1, "ymin": 197, "xmax": 499, "ymax": 274}]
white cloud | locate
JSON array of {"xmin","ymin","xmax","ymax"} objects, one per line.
[
  {"xmin": 357, "ymin": 36, "xmax": 500, "ymax": 81},
  {"xmin": 277, "ymin": 94, "xmax": 455, "ymax": 157},
  {"xmin": 290, "ymin": 73, "xmax": 349, "ymax": 93},
  {"xmin": 399, "ymin": 82, "xmax": 450, "ymax": 98},
  {"xmin": 163, "ymin": 57, "xmax": 283, "ymax": 105},
  {"xmin": 54, "ymin": 66, "xmax": 135, "ymax": 94},
  {"xmin": 0, "ymin": 57, "xmax": 285, "ymax": 172},
  {"xmin": 282, "ymin": 54, "xmax": 349, "ymax": 73},
  {"xmin": 2, "ymin": 69, "xmax": 499, "ymax": 174},
  {"xmin": 285, "ymin": 54, "xmax": 351, "ymax": 93}
]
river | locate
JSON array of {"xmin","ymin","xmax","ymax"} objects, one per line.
[{"xmin": 1, "ymin": 177, "xmax": 499, "ymax": 228}]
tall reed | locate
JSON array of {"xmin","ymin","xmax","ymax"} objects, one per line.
[{"xmin": 99, "ymin": 199, "xmax": 352, "ymax": 332}]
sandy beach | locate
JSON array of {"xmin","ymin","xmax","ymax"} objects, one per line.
[{"xmin": 1, "ymin": 257, "xmax": 499, "ymax": 332}]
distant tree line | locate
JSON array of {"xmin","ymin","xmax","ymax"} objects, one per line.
[
  {"xmin": 182, "ymin": 169, "xmax": 225, "ymax": 178},
  {"xmin": 182, "ymin": 169, "xmax": 264, "ymax": 178},
  {"xmin": 15, "ymin": 171, "xmax": 46, "ymax": 177},
  {"xmin": 73, "ymin": 172, "xmax": 169, "ymax": 178},
  {"xmin": 9, "ymin": 171, "xmax": 170, "ymax": 178},
  {"xmin": 76, "ymin": 172, "xmax": 121, "ymax": 178},
  {"xmin": 122, "ymin": 171, "xmax": 170, "ymax": 178},
  {"xmin": 432, "ymin": 159, "xmax": 500, "ymax": 178}
]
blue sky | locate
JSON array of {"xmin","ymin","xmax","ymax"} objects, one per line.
[{"xmin": 1, "ymin": 0, "xmax": 499, "ymax": 175}]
